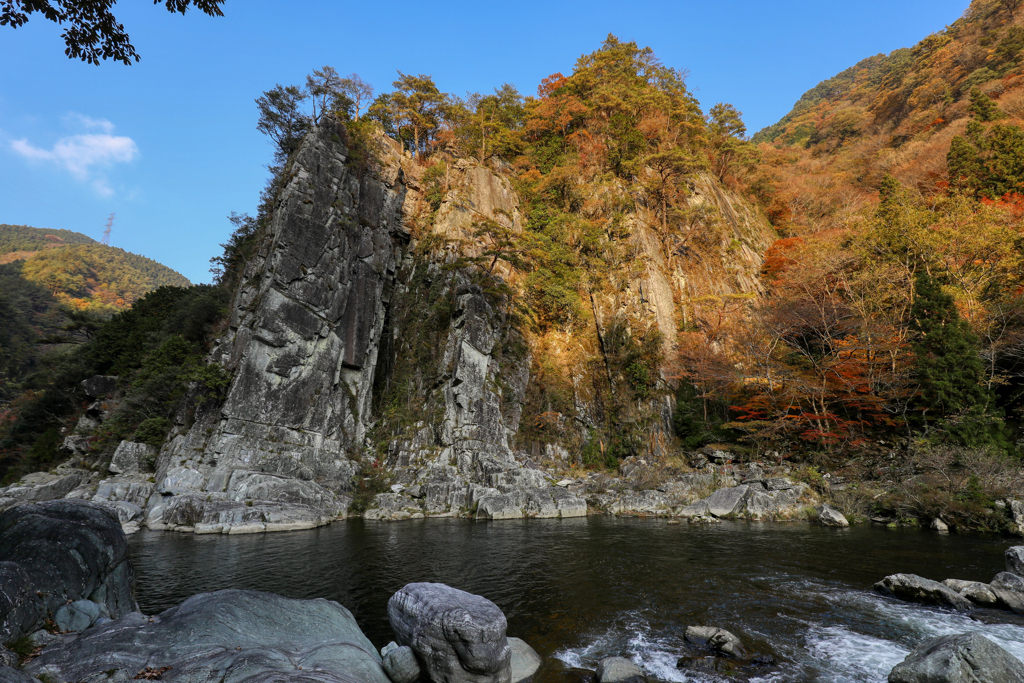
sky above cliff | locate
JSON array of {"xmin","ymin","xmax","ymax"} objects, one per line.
[{"xmin": 1, "ymin": 0, "xmax": 967, "ymax": 284}]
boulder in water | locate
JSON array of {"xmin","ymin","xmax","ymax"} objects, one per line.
[
  {"xmin": 388, "ymin": 582, "xmax": 511, "ymax": 683},
  {"xmin": 684, "ymin": 626, "xmax": 747, "ymax": 658},
  {"xmin": 26, "ymin": 589, "xmax": 388, "ymax": 683},
  {"xmin": 942, "ymin": 579, "xmax": 999, "ymax": 606},
  {"xmin": 888, "ymin": 632, "xmax": 1024, "ymax": 683},
  {"xmin": 1007, "ymin": 546, "xmax": 1024, "ymax": 575},
  {"xmin": 595, "ymin": 657, "xmax": 645, "ymax": 683},
  {"xmin": 990, "ymin": 572, "xmax": 1024, "ymax": 614},
  {"xmin": 874, "ymin": 574, "xmax": 973, "ymax": 612},
  {"xmin": 817, "ymin": 504, "xmax": 849, "ymax": 528},
  {"xmin": 509, "ymin": 637, "xmax": 542, "ymax": 683}
]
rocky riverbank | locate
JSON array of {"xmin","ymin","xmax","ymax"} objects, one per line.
[{"xmin": 3, "ymin": 500, "xmax": 1024, "ymax": 683}]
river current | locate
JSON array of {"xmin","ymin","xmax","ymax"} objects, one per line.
[{"xmin": 128, "ymin": 517, "xmax": 1024, "ymax": 683}]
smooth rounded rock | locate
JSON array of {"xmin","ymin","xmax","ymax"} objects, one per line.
[
  {"xmin": 388, "ymin": 582, "xmax": 511, "ymax": 683},
  {"xmin": 509, "ymin": 637, "xmax": 542, "ymax": 683},
  {"xmin": 817, "ymin": 504, "xmax": 849, "ymax": 528},
  {"xmin": 888, "ymin": 632, "xmax": 1024, "ymax": 683},
  {"xmin": 595, "ymin": 657, "xmax": 645, "ymax": 683},
  {"xmin": 383, "ymin": 645, "xmax": 422, "ymax": 683},
  {"xmin": 684, "ymin": 626, "xmax": 746, "ymax": 658},
  {"xmin": 54, "ymin": 599, "xmax": 103, "ymax": 632}
]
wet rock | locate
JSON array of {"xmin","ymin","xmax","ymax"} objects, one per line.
[
  {"xmin": 388, "ymin": 582, "xmax": 511, "ymax": 683},
  {"xmin": 990, "ymin": 572, "xmax": 1024, "ymax": 614},
  {"xmin": 874, "ymin": 574, "xmax": 974, "ymax": 611},
  {"xmin": 888, "ymin": 632, "xmax": 1024, "ymax": 683},
  {"xmin": 942, "ymin": 580, "xmax": 999, "ymax": 606},
  {"xmin": 509, "ymin": 638, "xmax": 542, "ymax": 683},
  {"xmin": 684, "ymin": 626, "xmax": 746, "ymax": 658},
  {"xmin": 155, "ymin": 493, "xmax": 333, "ymax": 534},
  {"xmin": 0, "ymin": 500, "xmax": 136, "ymax": 644},
  {"xmin": 595, "ymin": 657, "xmax": 644, "ymax": 683},
  {"xmin": 1007, "ymin": 546, "xmax": 1024, "ymax": 575},
  {"xmin": 931, "ymin": 518, "xmax": 949, "ymax": 533},
  {"xmin": 26, "ymin": 589, "xmax": 389, "ymax": 683},
  {"xmin": 383, "ymin": 645, "xmax": 422, "ymax": 683},
  {"xmin": 817, "ymin": 504, "xmax": 849, "ymax": 528},
  {"xmin": 108, "ymin": 441, "xmax": 157, "ymax": 476}
]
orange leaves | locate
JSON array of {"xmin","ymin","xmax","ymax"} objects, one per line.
[{"xmin": 537, "ymin": 73, "xmax": 569, "ymax": 99}]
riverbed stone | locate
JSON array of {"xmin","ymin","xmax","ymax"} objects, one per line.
[
  {"xmin": 684, "ymin": 626, "xmax": 746, "ymax": 658},
  {"xmin": 388, "ymin": 582, "xmax": 511, "ymax": 683},
  {"xmin": 817, "ymin": 504, "xmax": 849, "ymax": 528},
  {"xmin": 595, "ymin": 657, "xmax": 645, "ymax": 683},
  {"xmin": 888, "ymin": 632, "xmax": 1024, "ymax": 683},
  {"xmin": 990, "ymin": 572, "xmax": 1024, "ymax": 614},
  {"xmin": 26, "ymin": 589, "xmax": 389, "ymax": 683},
  {"xmin": 874, "ymin": 574, "xmax": 974, "ymax": 611},
  {"xmin": 383, "ymin": 644, "xmax": 422, "ymax": 683},
  {"xmin": 705, "ymin": 485, "xmax": 749, "ymax": 517},
  {"xmin": 942, "ymin": 580, "xmax": 999, "ymax": 606},
  {"xmin": 0, "ymin": 500, "xmax": 136, "ymax": 644},
  {"xmin": 509, "ymin": 637, "xmax": 542, "ymax": 683},
  {"xmin": 1007, "ymin": 547, "xmax": 1024, "ymax": 575}
]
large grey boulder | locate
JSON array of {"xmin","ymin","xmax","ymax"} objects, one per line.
[
  {"xmin": 888, "ymin": 632, "xmax": 1024, "ymax": 683},
  {"xmin": 817, "ymin": 504, "xmax": 849, "ymax": 528},
  {"xmin": 874, "ymin": 574, "xmax": 973, "ymax": 612},
  {"xmin": 595, "ymin": 657, "xmax": 645, "ymax": 683},
  {"xmin": 684, "ymin": 626, "xmax": 746, "ymax": 658},
  {"xmin": 27, "ymin": 589, "xmax": 389, "ymax": 683},
  {"xmin": 508, "ymin": 638, "xmax": 541, "ymax": 683},
  {"xmin": 0, "ymin": 500, "xmax": 136, "ymax": 644},
  {"xmin": 990, "ymin": 572, "xmax": 1024, "ymax": 614},
  {"xmin": 1007, "ymin": 546, "xmax": 1024, "ymax": 575},
  {"xmin": 388, "ymin": 583, "xmax": 511, "ymax": 683},
  {"xmin": 705, "ymin": 485, "xmax": 749, "ymax": 517},
  {"xmin": 108, "ymin": 441, "xmax": 157, "ymax": 476}
]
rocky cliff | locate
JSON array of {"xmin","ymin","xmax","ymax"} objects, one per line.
[{"xmin": 2, "ymin": 115, "xmax": 778, "ymax": 532}]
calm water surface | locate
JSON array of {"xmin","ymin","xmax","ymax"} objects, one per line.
[{"xmin": 128, "ymin": 517, "xmax": 1024, "ymax": 683}]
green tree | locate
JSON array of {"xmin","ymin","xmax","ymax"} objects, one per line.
[
  {"xmin": 968, "ymin": 87, "xmax": 1004, "ymax": 122},
  {"xmin": 909, "ymin": 269, "xmax": 999, "ymax": 445},
  {"xmin": 256, "ymin": 84, "xmax": 311, "ymax": 163},
  {"xmin": 708, "ymin": 102, "xmax": 757, "ymax": 181},
  {"xmin": 1, "ymin": 0, "xmax": 224, "ymax": 65},
  {"xmin": 305, "ymin": 65, "xmax": 348, "ymax": 123},
  {"xmin": 390, "ymin": 72, "xmax": 444, "ymax": 157}
]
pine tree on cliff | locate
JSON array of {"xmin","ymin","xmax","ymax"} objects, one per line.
[{"xmin": 909, "ymin": 269, "xmax": 1002, "ymax": 446}]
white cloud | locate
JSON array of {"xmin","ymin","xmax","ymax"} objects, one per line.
[{"xmin": 10, "ymin": 114, "xmax": 138, "ymax": 196}]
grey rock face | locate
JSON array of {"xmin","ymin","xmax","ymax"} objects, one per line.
[
  {"xmin": 888, "ymin": 632, "xmax": 1024, "ymax": 683},
  {"xmin": 1007, "ymin": 546, "xmax": 1024, "ymax": 575},
  {"xmin": 27, "ymin": 589, "xmax": 388, "ymax": 683},
  {"xmin": 0, "ymin": 665, "xmax": 36, "ymax": 683},
  {"xmin": 817, "ymin": 504, "xmax": 849, "ymax": 528},
  {"xmin": 388, "ymin": 582, "xmax": 511, "ymax": 683},
  {"xmin": 1010, "ymin": 501, "xmax": 1024, "ymax": 535},
  {"xmin": 383, "ymin": 645, "xmax": 422, "ymax": 683},
  {"xmin": 53, "ymin": 599, "xmax": 104, "ymax": 632},
  {"xmin": 0, "ymin": 500, "xmax": 136, "ymax": 644},
  {"xmin": 705, "ymin": 485, "xmax": 749, "ymax": 517},
  {"xmin": 0, "ymin": 470, "xmax": 86, "ymax": 511},
  {"xmin": 684, "ymin": 626, "xmax": 746, "ymax": 658},
  {"xmin": 874, "ymin": 574, "xmax": 974, "ymax": 612},
  {"xmin": 476, "ymin": 488, "xmax": 586, "ymax": 520},
  {"xmin": 595, "ymin": 657, "xmax": 645, "ymax": 683},
  {"xmin": 108, "ymin": 441, "xmax": 157, "ymax": 476},
  {"xmin": 508, "ymin": 638, "xmax": 541, "ymax": 683}
]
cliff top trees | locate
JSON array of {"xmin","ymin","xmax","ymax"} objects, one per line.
[
  {"xmin": 390, "ymin": 72, "xmax": 443, "ymax": 157},
  {"xmin": 256, "ymin": 84, "xmax": 311, "ymax": 164},
  {"xmin": 1, "ymin": 0, "xmax": 224, "ymax": 64}
]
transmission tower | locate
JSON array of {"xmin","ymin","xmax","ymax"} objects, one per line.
[{"xmin": 102, "ymin": 213, "xmax": 114, "ymax": 246}]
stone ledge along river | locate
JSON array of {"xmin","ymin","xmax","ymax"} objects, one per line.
[{"xmin": 128, "ymin": 517, "xmax": 1024, "ymax": 683}]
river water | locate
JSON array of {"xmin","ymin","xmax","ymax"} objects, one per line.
[{"xmin": 128, "ymin": 517, "xmax": 1024, "ymax": 683}]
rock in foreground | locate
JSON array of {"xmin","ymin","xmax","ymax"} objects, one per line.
[
  {"xmin": 389, "ymin": 582, "xmax": 511, "ymax": 683},
  {"xmin": 595, "ymin": 657, "xmax": 645, "ymax": 683},
  {"xmin": 0, "ymin": 500, "xmax": 136, "ymax": 644},
  {"xmin": 27, "ymin": 589, "xmax": 389, "ymax": 683},
  {"xmin": 874, "ymin": 574, "xmax": 974, "ymax": 612},
  {"xmin": 888, "ymin": 632, "xmax": 1024, "ymax": 683}
]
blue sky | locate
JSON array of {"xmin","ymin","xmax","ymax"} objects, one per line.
[{"xmin": 1, "ymin": 0, "xmax": 968, "ymax": 284}]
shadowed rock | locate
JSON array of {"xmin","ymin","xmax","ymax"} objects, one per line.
[
  {"xmin": 26, "ymin": 589, "xmax": 388, "ymax": 683},
  {"xmin": 0, "ymin": 500, "xmax": 136, "ymax": 644},
  {"xmin": 388, "ymin": 583, "xmax": 511, "ymax": 683},
  {"xmin": 1007, "ymin": 546, "xmax": 1024, "ymax": 575},
  {"xmin": 888, "ymin": 632, "xmax": 1024, "ymax": 683},
  {"xmin": 509, "ymin": 638, "xmax": 542, "ymax": 683}
]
